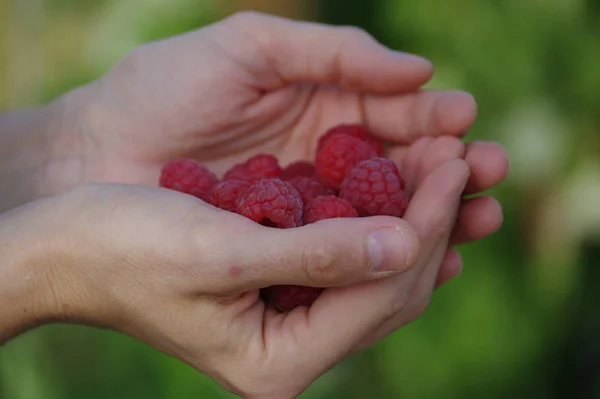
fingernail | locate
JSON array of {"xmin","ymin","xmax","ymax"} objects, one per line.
[{"xmin": 368, "ymin": 225, "xmax": 419, "ymax": 276}]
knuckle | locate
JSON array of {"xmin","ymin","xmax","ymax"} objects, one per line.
[
  {"xmin": 116, "ymin": 44, "xmax": 153, "ymax": 76},
  {"xmin": 427, "ymin": 219, "xmax": 449, "ymax": 239},
  {"xmin": 338, "ymin": 25, "xmax": 371, "ymax": 42},
  {"xmin": 302, "ymin": 238, "xmax": 343, "ymax": 284},
  {"xmin": 382, "ymin": 290, "xmax": 411, "ymax": 324},
  {"xmin": 416, "ymin": 208, "xmax": 450, "ymax": 239},
  {"xmin": 409, "ymin": 297, "xmax": 432, "ymax": 320},
  {"xmin": 224, "ymin": 10, "xmax": 265, "ymax": 27},
  {"xmin": 397, "ymin": 220, "xmax": 421, "ymax": 268},
  {"xmin": 220, "ymin": 11, "xmax": 271, "ymax": 53},
  {"xmin": 124, "ymin": 44, "xmax": 149, "ymax": 64},
  {"xmin": 219, "ymin": 360, "xmax": 298, "ymax": 399},
  {"xmin": 380, "ymin": 301, "xmax": 399, "ymax": 327},
  {"xmin": 426, "ymin": 136, "xmax": 467, "ymax": 162}
]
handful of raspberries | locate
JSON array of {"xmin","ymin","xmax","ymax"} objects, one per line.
[{"xmin": 159, "ymin": 124, "xmax": 409, "ymax": 312}]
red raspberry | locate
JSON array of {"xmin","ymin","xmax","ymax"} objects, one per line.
[
  {"xmin": 264, "ymin": 196, "xmax": 358, "ymax": 313},
  {"xmin": 317, "ymin": 124, "xmax": 384, "ymax": 156},
  {"xmin": 159, "ymin": 159, "xmax": 218, "ymax": 202},
  {"xmin": 316, "ymin": 135, "xmax": 377, "ymax": 189},
  {"xmin": 287, "ymin": 176, "xmax": 335, "ymax": 205},
  {"xmin": 224, "ymin": 154, "xmax": 282, "ymax": 183},
  {"xmin": 340, "ymin": 157, "xmax": 409, "ymax": 217},
  {"xmin": 236, "ymin": 179, "xmax": 303, "ymax": 228},
  {"xmin": 280, "ymin": 161, "xmax": 317, "ymax": 181},
  {"xmin": 264, "ymin": 285, "xmax": 323, "ymax": 313},
  {"xmin": 303, "ymin": 195, "xmax": 358, "ymax": 224},
  {"xmin": 207, "ymin": 180, "xmax": 251, "ymax": 212}
]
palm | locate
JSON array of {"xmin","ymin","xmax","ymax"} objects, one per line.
[
  {"xmin": 201, "ymin": 87, "xmax": 375, "ymax": 175},
  {"xmin": 97, "ymin": 81, "xmax": 374, "ymax": 185}
]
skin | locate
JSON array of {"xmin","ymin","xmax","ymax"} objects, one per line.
[{"xmin": 0, "ymin": 11, "xmax": 508, "ymax": 399}]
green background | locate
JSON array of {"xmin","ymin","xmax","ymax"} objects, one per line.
[{"xmin": 1, "ymin": 0, "xmax": 600, "ymax": 398}]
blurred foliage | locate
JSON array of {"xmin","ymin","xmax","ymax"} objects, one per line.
[{"xmin": 1, "ymin": 0, "xmax": 600, "ymax": 398}]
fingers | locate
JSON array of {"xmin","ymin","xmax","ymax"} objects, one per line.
[
  {"xmin": 221, "ymin": 216, "xmax": 420, "ymax": 292},
  {"xmin": 431, "ymin": 196, "xmax": 503, "ymax": 288},
  {"xmin": 365, "ymin": 90, "xmax": 477, "ymax": 144},
  {"xmin": 391, "ymin": 139, "xmax": 505, "ymax": 288},
  {"xmin": 223, "ymin": 11, "xmax": 433, "ymax": 92},
  {"xmin": 450, "ymin": 196, "xmax": 503, "ymax": 246},
  {"xmin": 394, "ymin": 137, "xmax": 434, "ymax": 195},
  {"xmin": 434, "ymin": 249, "xmax": 463, "ymax": 289},
  {"xmin": 400, "ymin": 159, "xmax": 470, "ymax": 285},
  {"xmin": 293, "ymin": 159, "xmax": 469, "ymax": 364},
  {"xmin": 389, "ymin": 135, "xmax": 465, "ymax": 197},
  {"xmin": 388, "ymin": 137, "xmax": 435, "ymax": 193},
  {"xmin": 354, "ymin": 160, "xmax": 470, "ymax": 350},
  {"xmin": 389, "ymin": 140, "xmax": 509, "ymax": 197},
  {"xmin": 464, "ymin": 141, "xmax": 510, "ymax": 195},
  {"xmin": 412, "ymin": 136, "xmax": 466, "ymax": 196}
]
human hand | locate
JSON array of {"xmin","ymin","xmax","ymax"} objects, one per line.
[
  {"xmin": 47, "ymin": 12, "xmax": 507, "ymax": 284},
  {"xmin": 0, "ymin": 135, "xmax": 470, "ymax": 398}
]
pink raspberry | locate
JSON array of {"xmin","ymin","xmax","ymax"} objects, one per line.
[
  {"xmin": 264, "ymin": 285, "xmax": 324, "ymax": 313},
  {"xmin": 339, "ymin": 157, "xmax": 409, "ymax": 217},
  {"xmin": 303, "ymin": 195, "xmax": 358, "ymax": 224},
  {"xmin": 236, "ymin": 179, "xmax": 303, "ymax": 228},
  {"xmin": 317, "ymin": 124, "xmax": 384, "ymax": 156},
  {"xmin": 207, "ymin": 180, "xmax": 251, "ymax": 212},
  {"xmin": 224, "ymin": 154, "xmax": 282, "ymax": 183},
  {"xmin": 280, "ymin": 161, "xmax": 317, "ymax": 181},
  {"xmin": 287, "ymin": 176, "xmax": 335, "ymax": 205},
  {"xmin": 316, "ymin": 135, "xmax": 377, "ymax": 189},
  {"xmin": 159, "ymin": 159, "xmax": 218, "ymax": 202}
]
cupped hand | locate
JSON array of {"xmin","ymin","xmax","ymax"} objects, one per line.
[
  {"xmin": 69, "ymin": 11, "xmax": 507, "ymax": 274},
  {"xmin": 12, "ymin": 135, "xmax": 470, "ymax": 399}
]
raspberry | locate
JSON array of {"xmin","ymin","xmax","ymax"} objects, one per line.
[
  {"xmin": 159, "ymin": 159, "xmax": 218, "ymax": 202},
  {"xmin": 262, "ymin": 196, "xmax": 358, "ymax": 312},
  {"xmin": 316, "ymin": 135, "xmax": 377, "ymax": 189},
  {"xmin": 339, "ymin": 157, "xmax": 409, "ymax": 217},
  {"xmin": 236, "ymin": 179, "xmax": 303, "ymax": 228},
  {"xmin": 287, "ymin": 176, "xmax": 335, "ymax": 205},
  {"xmin": 207, "ymin": 180, "xmax": 251, "ymax": 212},
  {"xmin": 224, "ymin": 154, "xmax": 282, "ymax": 183},
  {"xmin": 264, "ymin": 285, "xmax": 324, "ymax": 313},
  {"xmin": 317, "ymin": 124, "xmax": 384, "ymax": 156},
  {"xmin": 280, "ymin": 161, "xmax": 317, "ymax": 181},
  {"xmin": 303, "ymin": 195, "xmax": 358, "ymax": 224}
]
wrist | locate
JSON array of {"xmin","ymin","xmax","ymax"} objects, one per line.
[
  {"xmin": 0, "ymin": 83, "xmax": 98, "ymax": 211},
  {"xmin": 36, "ymin": 84, "xmax": 97, "ymax": 199},
  {"xmin": 0, "ymin": 189, "xmax": 131, "ymax": 345},
  {"xmin": 0, "ymin": 198, "xmax": 66, "ymax": 343}
]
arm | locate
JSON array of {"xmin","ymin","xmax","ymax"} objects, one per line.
[
  {"xmin": 0, "ymin": 200, "xmax": 58, "ymax": 343},
  {"xmin": 0, "ymin": 87, "xmax": 89, "ymax": 212}
]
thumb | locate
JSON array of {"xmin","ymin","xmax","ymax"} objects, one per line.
[
  {"xmin": 284, "ymin": 159, "xmax": 471, "ymax": 367},
  {"xmin": 231, "ymin": 217, "xmax": 420, "ymax": 291}
]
